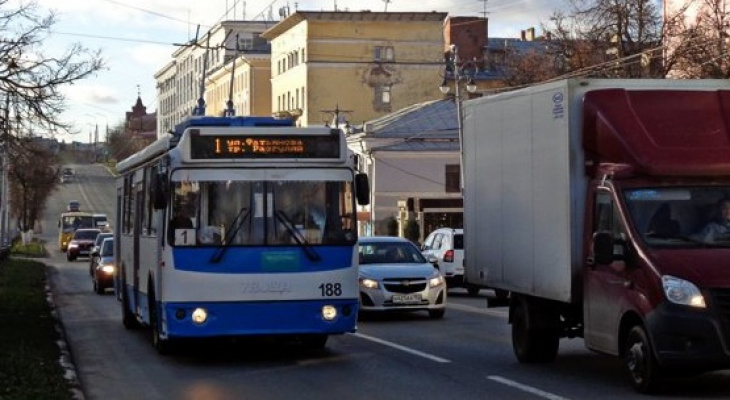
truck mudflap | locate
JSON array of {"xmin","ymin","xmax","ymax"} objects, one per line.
[{"xmin": 644, "ymin": 302, "xmax": 730, "ymax": 371}]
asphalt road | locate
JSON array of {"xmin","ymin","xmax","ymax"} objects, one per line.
[{"xmin": 38, "ymin": 163, "xmax": 730, "ymax": 400}]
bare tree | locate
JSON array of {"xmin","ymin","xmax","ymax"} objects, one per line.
[
  {"xmin": 670, "ymin": 0, "xmax": 730, "ymax": 78},
  {"xmin": 107, "ymin": 123, "xmax": 154, "ymax": 162},
  {"xmin": 0, "ymin": 0, "xmax": 104, "ymax": 136},
  {"xmin": 499, "ymin": 0, "xmax": 715, "ymax": 85},
  {"xmin": 8, "ymin": 140, "xmax": 58, "ymax": 239},
  {"xmin": 0, "ymin": 0, "xmax": 104, "ymax": 238}
]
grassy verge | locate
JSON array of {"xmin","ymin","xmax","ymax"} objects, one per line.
[
  {"xmin": 0, "ymin": 258, "xmax": 75, "ymax": 400},
  {"xmin": 10, "ymin": 239, "xmax": 48, "ymax": 258}
]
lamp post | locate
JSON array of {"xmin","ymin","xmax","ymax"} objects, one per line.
[{"xmin": 439, "ymin": 45, "xmax": 476, "ymax": 193}]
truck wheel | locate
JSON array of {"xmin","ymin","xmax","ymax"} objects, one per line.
[
  {"xmin": 624, "ymin": 325, "xmax": 662, "ymax": 393},
  {"xmin": 466, "ymin": 285, "xmax": 480, "ymax": 297},
  {"xmin": 494, "ymin": 289, "xmax": 509, "ymax": 300},
  {"xmin": 511, "ymin": 299, "xmax": 559, "ymax": 363}
]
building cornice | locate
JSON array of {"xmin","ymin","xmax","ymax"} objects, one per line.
[{"xmin": 261, "ymin": 11, "xmax": 447, "ymax": 40}]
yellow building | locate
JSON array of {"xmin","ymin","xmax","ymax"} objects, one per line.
[
  {"xmin": 205, "ymin": 55, "xmax": 271, "ymax": 117},
  {"xmin": 261, "ymin": 11, "xmax": 447, "ymax": 127}
]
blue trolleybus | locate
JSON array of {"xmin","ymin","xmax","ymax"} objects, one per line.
[{"xmin": 115, "ymin": 115, "xmax": 370, "ymax": 353}]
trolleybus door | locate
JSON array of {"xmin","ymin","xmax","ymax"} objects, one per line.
[{"xmin": 133, "ymin": 181, "xmax": 143, "ymax": 310}]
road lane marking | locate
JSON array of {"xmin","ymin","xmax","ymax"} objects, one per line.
[
  {"xmin": 351, "ymin": 332, "xmax": 451, "ymax": 363},
  {"xmin": 447, "ymin": 302, "xmax": 508, "ymax": 318},
  {"xmin": 487, "ymin": 375, "xmax": 570, "ymax": 400}
]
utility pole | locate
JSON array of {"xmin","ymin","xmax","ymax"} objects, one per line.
[{"xmin": 0, "ymin": 93, "xmax": 9, "ymax": 248}]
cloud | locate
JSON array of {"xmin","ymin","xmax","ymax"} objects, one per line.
[
  {"xmin": 62, "ymin": 84, "xmax": 119, "ymax": 105},
  {"xmin": 128, "ymin": 44, "xmax": 174, "ymax": 68}
]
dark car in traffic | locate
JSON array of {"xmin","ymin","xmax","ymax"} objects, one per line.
[
  {"xmin": 92, "ymin": 238, "xmax": 115, "ymax": 294},
  {"xmin": 67, "ymin": 228, "xmax": 101, "ymax": 261},
  {"xmin": 89, "ymin": 232, "xmax": 113, "ymax": 276}
]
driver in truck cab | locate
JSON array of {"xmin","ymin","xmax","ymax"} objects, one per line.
[{"xmin": 696, "ymin": 198, "xmax": 730, "ymax": 242}]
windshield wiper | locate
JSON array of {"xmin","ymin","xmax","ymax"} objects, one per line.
[
  {"xmin": 210, "ymin": 207, "xmax": 250, "ymax": 263},
  {"xmin": 275, "ymin": 210, "xmax": 321, "ymax": 262}
]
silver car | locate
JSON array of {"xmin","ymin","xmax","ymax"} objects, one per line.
[{"xmin": 358, "ymin": 236, "xmax": 446, "ymax": 319}]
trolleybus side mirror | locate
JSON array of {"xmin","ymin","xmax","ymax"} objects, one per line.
[
  {"xmin": 152, "ymin": 173, "xmax": 168, "ymax": 210},
  {"xmin": 355, "ymin": 173, "xmax": 370, "ymax": 205}
]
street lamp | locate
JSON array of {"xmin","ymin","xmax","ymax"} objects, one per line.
[{"xmin": 439, "ymin": 45, "xmax": 477, "ymax": 193}]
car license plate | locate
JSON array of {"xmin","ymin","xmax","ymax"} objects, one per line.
[{"xmin": 392, "ymin": 294, "xmax": 421, "ymax": 304}]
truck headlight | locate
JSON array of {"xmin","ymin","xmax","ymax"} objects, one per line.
[{"xmin": 662, "ymin": 275, "xmax": 706, "ymax": 308}]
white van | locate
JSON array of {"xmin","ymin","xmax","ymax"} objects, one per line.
[{"xmin": 421, "ymin": 228, "xmax": 465, "ymax": 289}]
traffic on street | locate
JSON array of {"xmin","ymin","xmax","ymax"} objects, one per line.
[{"xmin": 39, "ymin": 164, "xmax": 730, "ymax": 400}]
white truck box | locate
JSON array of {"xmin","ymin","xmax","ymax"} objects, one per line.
[{"xmin": 461, "ymin": 78, "xmax": 729, "ymax": 303}]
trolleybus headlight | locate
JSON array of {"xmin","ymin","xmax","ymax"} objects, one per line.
[
  {"xmin": 662, "ymin": 275, "xmax": 706, "ymax": 308},
  {"xmin": 191, "ymin": 308, "xmax": 208, "ymax": 325},
  {"xmin": 322, "ymin": 305, "xmax": 338, "ymax": 321}
]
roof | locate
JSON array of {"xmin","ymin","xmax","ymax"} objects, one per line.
[
  {"xmin": 486, "ymin": 37, "xmax": 552, "ymax": 54},
  {"xmin": 348, "ymin": 98, "xmax": 461, "ymax": 153},
  {"xmin": 362, "ymin": 99, "xmax": 458, "ymax": 138},
  {"xmin": 262, "ymin": 11, "xmax": 447, "ymax": 39},
  {"xmin": 358, "ymin": 236, "xmax": 414, "ymax": 243}
]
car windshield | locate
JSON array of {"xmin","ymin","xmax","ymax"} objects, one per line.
[
  {"xmin": 95, "ymin": 234, "xmax": 112, "ymax": 246},
  {"xmin": 623, "ymin": 186, "xmax": 730, "ymax": 248},
  {"xmin": 101, "ymin": 240, "xmax": 113, "ymax": 256},
  {"xmin": 62, "ymin": 216, "xmax": 94, "ymax": 231},
  {"xmin": 454, "ymin": 234, "xmax": 463, "ymax": 250},
  {"xmin": 358, "ymin": 242, "xmax": 427, "ymax": 264}
]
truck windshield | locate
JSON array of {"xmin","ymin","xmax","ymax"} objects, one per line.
[
  {"xmin": 623, "ymin": 186, "xmax": 730, "ymax": 248},
  {"xmin": 170, "ymin": 179, "xmax": 356, "ymax": 247}
]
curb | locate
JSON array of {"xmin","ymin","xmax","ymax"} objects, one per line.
[{"xmin": 45, "ymin": 264, "xmax": 86, "ymax": 400}]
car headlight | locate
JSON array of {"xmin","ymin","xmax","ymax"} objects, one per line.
[
  {"xmin": 429, "ymin": 272, "xmax": 444, "ymax": 288},
  {"xmin": 662, "ymin": 275, "xmax": 706, "ymax": 308},
  {"xmin": 359, "ymin": 278, "xmax": 379, "ymax": 289},
  {"xmin": 101, "ymin": 264, "xmax": 115, "ymax": 274},
  {"xmin": 68, "ymin": 242, "xmax": 79, "ymax": 248}
]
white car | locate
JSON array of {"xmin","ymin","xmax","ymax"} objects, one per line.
[
  {"xmin": 358, "ymin": 236, "xmax": 446, "ymax": 319},
  {"xmin": 421, "ymin": 228, "xmax": 466, "ymax": 289}
]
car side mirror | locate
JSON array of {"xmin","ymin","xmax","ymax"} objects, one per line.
[
  {"xmin": 593, "ymin": 231, "xmax": 615, "ymax": 265},
  {"xmin": 425, "ymin": 254, "xmax": 439, "ymax": 266}
]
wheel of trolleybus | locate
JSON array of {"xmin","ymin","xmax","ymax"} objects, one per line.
[
  {"xmin": 119, "ymin": 270, "xmax": 140, "ymax": 330},
  {"xmin": 148, "ymin": 283, "xmax": 175, "ymax": 354},
  {"xmin": 624, "ymin": 324, "xmax": 662, "ymax": 394}
]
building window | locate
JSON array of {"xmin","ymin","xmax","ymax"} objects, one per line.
[
  {"xmin": 445, "ymin": 165, "xmax": 460, "ymax": 193},
  {"xmin": 374, "ymin": 84, "xmax": 392, "ymax": 111},
  {"xmin": 374, "ymin": 46, "xmax": 395, "ymax": 62}
]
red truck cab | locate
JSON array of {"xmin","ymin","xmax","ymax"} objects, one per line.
[{"xmin": 582, "ymin": 89, "xmax": 730, "ymax": 391}]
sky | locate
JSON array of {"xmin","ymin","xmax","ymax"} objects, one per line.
[{"xmin": 32, "ymin": 0, "xmax": 563, "ymax": 143}]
